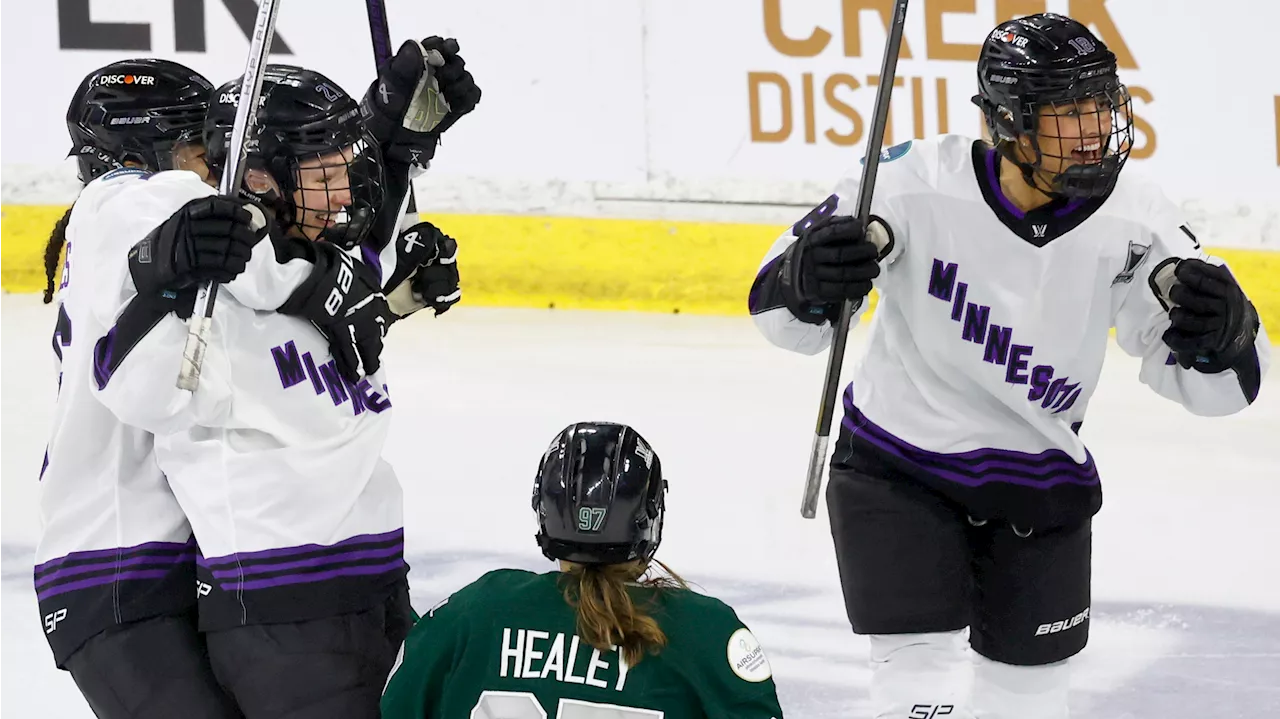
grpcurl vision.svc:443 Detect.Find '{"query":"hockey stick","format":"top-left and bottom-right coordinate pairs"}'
top-left (365, 0), bottom-right (419, 220)
top-left (800, 0), bottom-right (910, 519)
top-left (176, 0), bottom-right (282, 391)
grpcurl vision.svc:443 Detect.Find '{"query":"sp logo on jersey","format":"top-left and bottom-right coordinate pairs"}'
top-left (44, 608), bottom-right (68, 634)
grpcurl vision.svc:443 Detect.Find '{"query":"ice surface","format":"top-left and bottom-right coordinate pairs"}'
top-left (3, 294), bottom-right (1278, 716)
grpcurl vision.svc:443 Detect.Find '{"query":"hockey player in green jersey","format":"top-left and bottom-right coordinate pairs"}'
top-left (381, 421), bottom-right (785, 718)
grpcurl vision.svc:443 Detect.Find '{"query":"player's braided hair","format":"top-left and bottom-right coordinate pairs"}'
top-left (560, 559), bottom-right (688, 666)
top-left (42, 205), bottom-right (75, 304)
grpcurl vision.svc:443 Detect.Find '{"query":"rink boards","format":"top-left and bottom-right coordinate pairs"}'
top-left (3, 204), bottom-right (1278, 336)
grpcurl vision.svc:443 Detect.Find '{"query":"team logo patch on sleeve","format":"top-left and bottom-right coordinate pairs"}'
top-left (861, 139), bottom-right (913, 165)
top-left (726, 628), bottom-right (772, 682)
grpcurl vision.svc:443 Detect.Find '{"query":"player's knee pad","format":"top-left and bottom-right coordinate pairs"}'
top-left (868, 631), bottom-right (974, 719)
top-left (972, 652), bottom-right (1070, 719)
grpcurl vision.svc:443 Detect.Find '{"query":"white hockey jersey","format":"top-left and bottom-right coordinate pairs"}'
top-left (90, 170), bottom-right (406, 629)
top-left (750, 136), bottom-right (1270, 527)
top-left (34, 168), bottom-right (201, 664)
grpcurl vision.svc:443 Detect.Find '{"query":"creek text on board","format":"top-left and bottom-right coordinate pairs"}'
top-left (748, 0), bottom-right (1155, 159)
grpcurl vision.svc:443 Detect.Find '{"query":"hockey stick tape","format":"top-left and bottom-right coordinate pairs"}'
top-left (245, 202), bottom-right (268, 232)
top-left (1150, 258), bottom-right (1180, 312)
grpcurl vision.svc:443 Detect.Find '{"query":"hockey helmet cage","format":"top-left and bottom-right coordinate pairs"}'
top-left (204, 65), bottom-right (384, 249)
top-left (973, 13), bottom-right (1134, 198)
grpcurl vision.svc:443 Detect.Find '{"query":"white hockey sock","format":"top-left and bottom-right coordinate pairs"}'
top-left (972, 653), bottom-right (1070, 719)
top-left (868, 631), bottom-right (974, 719)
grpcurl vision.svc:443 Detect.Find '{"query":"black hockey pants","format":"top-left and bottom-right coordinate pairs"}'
top-left (64, 610), bottom-right (242, 719)
top-left (204, 579), bottom-right (413, 719)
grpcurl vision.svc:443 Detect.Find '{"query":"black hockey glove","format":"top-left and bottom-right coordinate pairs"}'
top-left (421, 36), bottom-right (482, 132)
top-left (361, 37), bottom-right (481, 167)
top-left (128, 196), bottom-right (267, 296)
top-left (779, 215), bottom-right (890, 315)
top-left (1153, 258), bottom-right (1260, 373)
top-left (278, 242), bottom-right (395, 383)
top-left (382, 222), bottom-right (461, 318)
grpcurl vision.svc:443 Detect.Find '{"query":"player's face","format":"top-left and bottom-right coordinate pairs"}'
top-left (1032, 96), bottom-right (1114, 175)
top-left (292, 145), bottom-right (356, 241)
top-left (173, 142), bottom-right (212, 186)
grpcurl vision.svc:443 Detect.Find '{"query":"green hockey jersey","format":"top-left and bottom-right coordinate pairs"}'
top-left (382, 569), bottom-right (784, 718)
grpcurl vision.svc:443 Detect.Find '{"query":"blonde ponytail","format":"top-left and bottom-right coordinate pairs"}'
top-left (560, 559), bottom-right (688, 666)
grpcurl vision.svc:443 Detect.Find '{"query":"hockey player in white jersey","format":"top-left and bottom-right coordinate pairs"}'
top-left (93, 57), bottom-right (477, 718)
top-left (748, 13), bottom-right (1268, 719)
top-left (35, 59), bottom-right (255, 719)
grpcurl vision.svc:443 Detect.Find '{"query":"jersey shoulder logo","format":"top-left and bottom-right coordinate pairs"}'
top-left (862, 139), bottom-right (914, 165)
top-left (1111, 241), bottom-right (1151, 285)
top-left (726, 627), bottom-right (772, 682)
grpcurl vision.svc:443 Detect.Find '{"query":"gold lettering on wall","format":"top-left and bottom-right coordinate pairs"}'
top-left (867, 75), bottom-right (907, 145)
top-left (925, 0), bottom-right (983, 61)
top-left (824, 74), bottom-right (865, 146)
top-left (1068, 0), bottom-right (1137, 69)
top-left (1126, 85), bottom-right (1156, 159)
top-left (995, 0), bottom-right (1047, 24)
top-left (763, 0), bottom-right (831, 56)
top-left (841, 0), bottom-right (915, 58)
top-left (749, 72), bottom-right (792, 142)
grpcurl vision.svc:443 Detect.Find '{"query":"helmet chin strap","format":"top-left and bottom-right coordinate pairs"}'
top-left (317, 205), bottom-right (374, 250)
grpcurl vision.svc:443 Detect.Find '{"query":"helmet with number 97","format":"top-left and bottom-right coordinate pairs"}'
top-left (972, 13), bottom-right (1134, 199)
top-left (204, 65), bottom-right (385, 249)
top-left (66, 59), bottom-right (213, 183)
top-left (533, 422), bottom-right (667, 566)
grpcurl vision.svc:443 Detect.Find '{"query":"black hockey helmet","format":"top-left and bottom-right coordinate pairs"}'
top-left (533, 422), bottom-right (667, 566)
top-left (205, 65), bottom-right (384, 249)
top-left (66, 59), bottom-right (213, 183)
top-left (972, 13), bottom-right (1134, 198)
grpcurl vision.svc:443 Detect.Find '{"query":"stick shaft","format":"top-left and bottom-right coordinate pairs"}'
top-left (177, 0), bottom-right (283, 391)
top-left (801, 0), bottom-right (911, 519)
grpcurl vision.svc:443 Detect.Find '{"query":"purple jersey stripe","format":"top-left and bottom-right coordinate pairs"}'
top-left (844, 404), bottom-right (1095, 474)
top-left (361, 243), bottom-right (384, 284)
top-left (197, 529), bottom-right (404, 567)
top-left (205, 544), bottom-right (402, 579)
top-left (841, 414), bottom-right (1098, 488)
top-left (35, 539), bottom-right (196, 574)
top-left (985, 148), bottom-right (1026, 220)
top-left (92, 327), bottom-right (117, 390)
top-left (842, 389), bottom-right (1094, 472)
top-left (36, 569), bottom-right (177, 602)
top-left (35, 551), bottom-right (196, 589)
top-left (220, 558), bottom-right (406, 591)
top-left (1054, 197), bottom-right (1087, 218)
